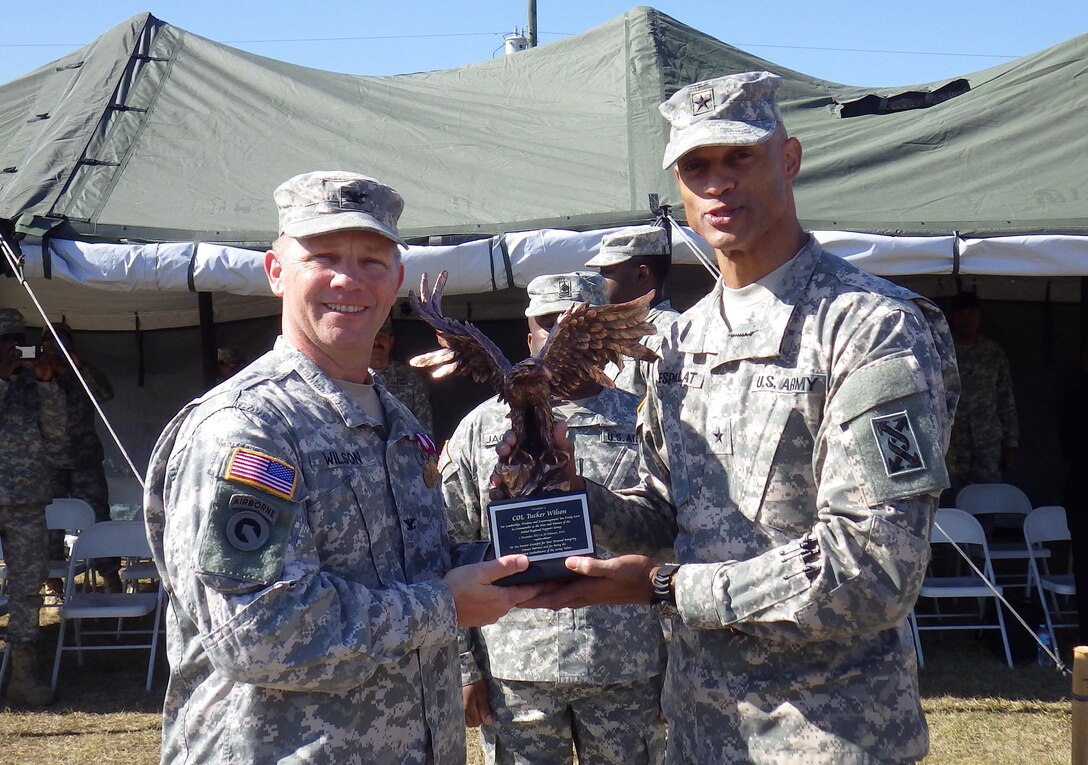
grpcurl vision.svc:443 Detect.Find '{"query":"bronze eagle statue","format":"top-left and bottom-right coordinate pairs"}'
top-left (409, 271), bottom-right (659, 497)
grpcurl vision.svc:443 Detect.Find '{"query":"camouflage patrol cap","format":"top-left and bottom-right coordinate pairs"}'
top-left (525, 271), bottom-right (607, 318)
top-left (585, 225), bottom-right (669, 267)
top-left (660, 71), bottom-right (783, 169)
top-left (274, 171), bottom-right (406, 245)
top-left (0, 308), bottom-right (26, 337)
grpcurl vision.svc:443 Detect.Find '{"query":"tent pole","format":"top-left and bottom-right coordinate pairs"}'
top-left (199, 292), bottom-right (216, 389)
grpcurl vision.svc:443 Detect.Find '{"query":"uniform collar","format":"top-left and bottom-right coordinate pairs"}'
top-left (676, 236), bottom-right (821, 365)
top-left (273, 337), bottom-right (422, 440)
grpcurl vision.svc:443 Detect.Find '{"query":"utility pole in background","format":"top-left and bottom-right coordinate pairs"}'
top-left (527, 0), bottom-right (537, 47)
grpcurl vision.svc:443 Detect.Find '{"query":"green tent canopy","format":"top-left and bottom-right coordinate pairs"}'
top-left (2, 6), bottom-right (1086, 247)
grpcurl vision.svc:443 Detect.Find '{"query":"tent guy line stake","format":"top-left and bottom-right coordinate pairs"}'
top-left (932, 518), bottom-right (1070, 676)
top-left (0, 233), bottom-right (146, 489)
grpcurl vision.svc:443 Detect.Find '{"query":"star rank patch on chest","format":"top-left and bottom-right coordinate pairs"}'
top-left (870, 411), bottom-right (925, 477)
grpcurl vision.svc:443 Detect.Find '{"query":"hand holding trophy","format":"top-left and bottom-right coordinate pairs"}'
top-left (409, 270), bottom-right (657, 583)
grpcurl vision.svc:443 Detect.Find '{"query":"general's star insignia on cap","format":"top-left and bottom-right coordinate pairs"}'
top-left (690, 87), bottom-right (714, 115)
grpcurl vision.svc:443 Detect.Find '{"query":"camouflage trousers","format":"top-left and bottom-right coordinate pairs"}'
top-left (478, 675), bottom-right (665, 765)
top-left (0, 502), bottom-right (49, 644)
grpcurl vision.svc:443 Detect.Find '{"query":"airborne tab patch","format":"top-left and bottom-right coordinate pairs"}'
top-left (870, 411), bottom-right (925, 477)
top-left (224, 447), bottom-right (298, 501)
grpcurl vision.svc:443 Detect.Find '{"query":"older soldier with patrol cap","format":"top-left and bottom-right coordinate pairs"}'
top-left (0, 307), bottom-right (67, 706)
top-left (586, 226), bottom-right (680, 398)
top-left (517, 71), bottom-right (960, 764)
top-left (144, 171), bottom-right (543, 764)
top-left (442, 271), bottom-right (666, 765)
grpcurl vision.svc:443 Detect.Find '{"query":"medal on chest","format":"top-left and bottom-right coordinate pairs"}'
top-left (415, 432), bottom-right (440, 488)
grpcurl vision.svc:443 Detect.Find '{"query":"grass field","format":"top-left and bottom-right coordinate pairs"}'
top-left (0, 612), bottom-right (1076, 765)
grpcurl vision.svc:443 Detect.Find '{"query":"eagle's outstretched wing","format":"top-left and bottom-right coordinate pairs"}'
top-left (538, 290), bottom-right (659, 399)
top-left (408, 271), bottom-right (512, 390)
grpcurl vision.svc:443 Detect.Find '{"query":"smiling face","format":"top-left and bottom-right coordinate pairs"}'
top-left (265, 229), bottom-right (404, 382)
top-left (674, 126), bottom-right (805, 287)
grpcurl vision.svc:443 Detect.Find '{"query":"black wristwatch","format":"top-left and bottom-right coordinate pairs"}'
top-left (650, 563), bottom-right (681, 620)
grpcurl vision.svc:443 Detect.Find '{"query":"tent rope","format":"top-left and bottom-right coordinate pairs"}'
top-left (0, 232), bottom-right (145, 489)
top-left (665, 214), bottom-right (720, 280)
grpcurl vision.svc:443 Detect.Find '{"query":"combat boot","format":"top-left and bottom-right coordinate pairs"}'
top-left (4, 647), bottom-right (56, 706)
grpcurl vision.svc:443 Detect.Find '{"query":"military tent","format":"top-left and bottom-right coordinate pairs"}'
top-left (1, 7), bottom-right (1084, 499)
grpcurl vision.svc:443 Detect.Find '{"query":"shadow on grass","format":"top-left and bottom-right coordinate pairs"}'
top-left (2, 616), bottom-right (168, 715)
top-left (916, 631), bottom-right (1071, 703)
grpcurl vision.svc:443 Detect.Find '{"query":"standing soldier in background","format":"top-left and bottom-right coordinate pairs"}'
top-left (585, 225), bottom-right (679, 398)
top-left (371, 314), bottom-right (434, 432)
top-left (945, 290), bottom-right (1019, 490)
top-left (40, 322), bottom-right (121, 593)
top-left (0, 308), bottom-right (66, 706)
top-left (442, 272), bottom-right (666, 765)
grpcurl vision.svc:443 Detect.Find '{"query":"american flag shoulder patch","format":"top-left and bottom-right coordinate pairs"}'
top-left (224, 447), bottom-right (299, 501)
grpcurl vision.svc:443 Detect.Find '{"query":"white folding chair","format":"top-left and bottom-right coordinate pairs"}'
top-left (955, 483), bottom-right (1050, 592)
top-left (909, 508), bottom-right (1013, 668)
top-left (1023, 506), bottom-right (1077, 649)
top-left (45, 498), bottom-right (97, 591)
top-left (51, 521), bottom-right (164, 692)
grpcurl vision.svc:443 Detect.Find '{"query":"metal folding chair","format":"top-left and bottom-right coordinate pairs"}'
top-left (909, 508), bottom-right (1014, 668)
top-left (51, 521), bottom-right (164, 692)
top-left (1023, 506), bottom-right (1077, 649)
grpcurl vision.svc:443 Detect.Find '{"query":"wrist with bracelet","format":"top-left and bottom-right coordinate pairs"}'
top-left (650, 563), bottom-right (681, 620)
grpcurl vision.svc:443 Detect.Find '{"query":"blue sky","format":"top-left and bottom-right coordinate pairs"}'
top-left (2, 1), bottom-right (1086, 87)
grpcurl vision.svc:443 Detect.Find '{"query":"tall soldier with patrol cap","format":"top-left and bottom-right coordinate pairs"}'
top-left (585, 226), bottom-right (680, 398)
top-left (442, 271), bottom-right (666, 765)
top-left (517, 72), bottom-right (960, 764)
top-left (0, 307), bottom-right (67, 706)
top-left (144, 171), bottom-right (543, 764)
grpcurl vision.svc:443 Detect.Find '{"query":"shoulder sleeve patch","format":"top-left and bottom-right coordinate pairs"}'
top-left (840, 391), bottom-right (949, 505)
top-left (223, 446), bottom-right (299, 501)
top-left (196, 483), bottom-right (298, 593)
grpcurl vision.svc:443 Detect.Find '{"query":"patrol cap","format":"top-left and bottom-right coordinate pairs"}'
top-left (0, 308), bottom-right (26, 337)
top-left (274, 171), bottom-right (406, 245)
top-left (525, 272), bottom-right (607, 318)
top-left (660, 71), bottom-right (783, 169)
top-left (585, 225), bottom-right (670, 268)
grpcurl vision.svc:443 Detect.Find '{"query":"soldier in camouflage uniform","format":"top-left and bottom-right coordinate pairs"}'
top-left (144, 171), bottom-right (542, 764)
top-left (520, 72), bottom-right (959, 764)
top-left (442, 271), bottom-right (666, 765)
top-left (0, 308), bottom-right (66, 706)
top-left (371, 315), bottom-right (434, 432)
top-left (586, 226), bottom-right (680, 399)
top-left (944, 291), bottom-right (1018, 489)
top-left (39, 323), bottom-right (121, 592)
